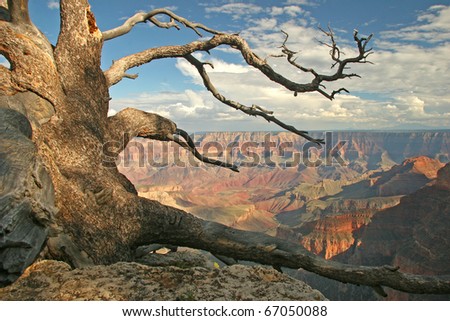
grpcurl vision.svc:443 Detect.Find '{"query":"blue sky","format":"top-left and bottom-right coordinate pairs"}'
top-left (7, 1), bottom-right (450, 131)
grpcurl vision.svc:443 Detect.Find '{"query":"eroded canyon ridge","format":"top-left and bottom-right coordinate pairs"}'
top-left (118, 130), bottom-right (450, 300)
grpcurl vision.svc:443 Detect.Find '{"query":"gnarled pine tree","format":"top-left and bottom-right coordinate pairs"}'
top-left (1, 0), bottom-right (449, 296)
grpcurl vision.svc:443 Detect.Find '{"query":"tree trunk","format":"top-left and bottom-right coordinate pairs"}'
top-left (1, 0), bottom-right (449, 296)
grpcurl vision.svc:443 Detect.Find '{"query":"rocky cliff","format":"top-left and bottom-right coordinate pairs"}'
top-left (349, 162), bottom-right (450, 278)
top-left (118, 132), bottom-right (448, 260)
top-left (0, 252), bottom-right (326, 301)
top-left (291, 163), bottom-right (450, 300)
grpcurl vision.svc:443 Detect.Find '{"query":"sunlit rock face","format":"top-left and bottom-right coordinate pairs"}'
top-left (118, 131), bottom-right (448, 258)
top-left (0, 259), bottom-right (327, 301)
top-left (292, 163), bottom-right (450, 301)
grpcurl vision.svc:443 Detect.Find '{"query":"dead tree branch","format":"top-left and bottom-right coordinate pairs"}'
top-left (106, 108), bottom-right (239, 172)
top-left (184, 54), bottom-right (324, 145)
top-left (103, 12), bottom-right (371, 102)
top-left (102, 8), bottom-right (222, 41)
top-left (102, 13), bottom-right (375, 152)
top-left (138, 197), bottom-right (450, 295)
top-left (104, 39), bottom-right (218, 87)
top-left (7, 0), bottom-right (30, 25)
top-left (275, 30), bottom-right (320, 77)
top-left (169, 129), bottom-right (239, 172)
top-left (106, 107), bottom-right (177, 152)
top-left (104, 13), bottom-right (374, 144)
top-left (274, 26), bottom-right (373, 100)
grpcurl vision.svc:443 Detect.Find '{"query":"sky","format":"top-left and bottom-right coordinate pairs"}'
top-left (4, 0), bottom-right (450, 132)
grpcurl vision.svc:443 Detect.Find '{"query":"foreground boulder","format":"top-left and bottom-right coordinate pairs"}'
top-left (0, 260), bottom-right (326, 301)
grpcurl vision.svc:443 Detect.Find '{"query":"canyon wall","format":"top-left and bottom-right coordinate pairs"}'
top-left (118, 131), bottom-right (449, 299)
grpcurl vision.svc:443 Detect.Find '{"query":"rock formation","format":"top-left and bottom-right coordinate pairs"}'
top-left (119, 132), bottom-right (447, 261)
top-left (349, 162), bottom-right (450, 279)
top-left (0, 258), bottom-right (326, 301)
top-left (292, 162), bottom-right (450, 300)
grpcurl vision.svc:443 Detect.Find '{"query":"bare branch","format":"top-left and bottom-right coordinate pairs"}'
top-left (106, 108), bottom-right (239, 171)
top-left (273, 27), bottom-right (374, 99)
top-left (104, 39), bottom-right (219, 87)
top-left (138, 198), bottom-right (450, 295)
top-left (105, 14), bottom-right (372, 103)
top-left (106, 107), bottom-right (177, 153)
top-left (317, 87), bottom-right (350, 100)
top-left (277, 30), bottom-right (319, 77)
top-left (102, 8), bottom-right (222, 41)
top-left (168, 129), bottom-right (239, 172)
top-left (104, 17), bottom-right (370, 140)
top-left (184, 54), bottom-right (324, 145)
top-left (100, 29), bottom-right (307, 93)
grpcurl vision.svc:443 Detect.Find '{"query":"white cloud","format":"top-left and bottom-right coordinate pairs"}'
top-left (284, 5), bottom-right (304, 17)
top-left (284, 0), bottom-right (314, 5)
top-left (175, 54), bottom-right (250, 83)
top-left (381, 5), bottom-right (450, 43)
top-left (248, 17), bottom-right (278, 32)
top-left (185, 89), bottom-right (210, 110)
top-left (270, 7), bottom-right (285, 16)
top-left (270, 6), bottom-right (304, 17)
top-left (107, 108), bottom-right (117, 117)
top-left (205, 3), bottom-right (263, 20)
top-left (47, 1), bottom-right (59, 10)
top-left (207, 59), bottom-right (250, 74)
top-left (205, 2), bottom-right (310, 21)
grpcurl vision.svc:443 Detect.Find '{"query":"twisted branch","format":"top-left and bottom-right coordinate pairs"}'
top-left (274, 26), bottom-right (373, 100)
top-left (103, 10), bottom-right (372, 103)
top-left (106, 108), bottom-right (239, 172)
top-left (184, 54), bottom-right (324, 145)
top-left (7, 0), bottom-right (30, 25)
top-left (138, 199), bottom-right (450, 296)
top-left (102, 8), bottom-right (222, 41)
top-left (169, 129), bottom-right (239, 172)
top-left (275, 30), bottom-right (320, 78)
top-left (103, 13), bottom-right (373, 147)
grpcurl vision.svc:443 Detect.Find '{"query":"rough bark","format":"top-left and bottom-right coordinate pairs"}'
top-left (0, 108), bottom-right (55, 284)
top-left (0, 0), bottom-right (449, 296)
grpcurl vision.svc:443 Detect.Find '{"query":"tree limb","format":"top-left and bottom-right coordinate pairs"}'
top-left (105, 27), bottom-right (371, 102)
top-left (106, 107), bottom-right (177, 153)
top-left (169, 128), bottom-right (239, 172)
top-left (184, 54), bottom-right (324, 145)
top-left (0, 18), bottom-right (62, 105)
top-left (102, 8), bottom-right (222, 41)
top-left (274, 27), bottom-right (373, 100)
top-left (7, 0), bottom-right (30, 25)
top-left (137, 197), bottom-right (450, 295)
top-left (106, 108), bottom-right (239, 172)
top-left (102, 11), bottom-right (372, 104)
top-left (104, 39), bottom-right (217, 87)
